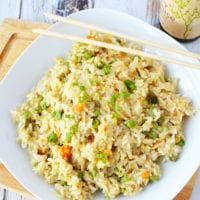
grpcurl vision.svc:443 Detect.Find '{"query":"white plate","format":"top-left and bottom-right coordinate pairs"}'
top-left (0, 8), bottom-right (200, 200)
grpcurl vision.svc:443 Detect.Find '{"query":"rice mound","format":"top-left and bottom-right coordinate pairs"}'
top-left (13, 31), bottom-right (193, 200)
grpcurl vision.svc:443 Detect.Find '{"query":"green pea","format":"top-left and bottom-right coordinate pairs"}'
top-left (148, 131), bottom-right (158, 139)
top-left (126, 120), bottom-right (137, 129)
top-left (52, 111), bottom-right (63, 120)
top-left (79, 92), bottom-right (89, 102)
top-left (102, 64), bottom-right (111, 75)
top-left (122, 174), bottom-right (129, 182)
top-left (79, 85), bottom-right (86, 91)
top-left (150, 175), bottom-right (160, 182)
top-left (66, 132), bottom-right (73, 141)
top-left (112, 111), bottom-right (119, 118)
top-left (70, 124), bottom-right (78, 133)
top-left (83, 51), bottom-right (92, 60)
top-left (89, 79), bottom-right (96, 86)
top-left (97, 153), bottom-right (107, 163)
top-left (48, 132), bottom-right (57, 142)
top-left (92, 118), bottom-right (100, 129)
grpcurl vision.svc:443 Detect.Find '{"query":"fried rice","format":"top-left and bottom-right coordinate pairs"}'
top-left (13, 31), bottom-right (193, 200)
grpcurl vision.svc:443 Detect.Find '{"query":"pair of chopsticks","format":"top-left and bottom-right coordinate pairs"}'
top-left (32, 13), bottom-right (200, 70)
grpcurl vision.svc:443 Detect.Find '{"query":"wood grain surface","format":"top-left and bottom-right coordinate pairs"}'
top-left (0, 1), bottom-right (199, 200)
top-left (0, 19), bottom-right (49, 80)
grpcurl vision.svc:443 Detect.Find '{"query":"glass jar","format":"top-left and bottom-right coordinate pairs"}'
top-left (160, 0), bottom-right (200, 41)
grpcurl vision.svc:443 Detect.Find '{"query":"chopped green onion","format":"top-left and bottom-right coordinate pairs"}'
top-left (70, 124), bottom-right (78, 133)
top-left (121, 90), bottom-right (131, 98)
top-left (92, 118), bottom-right (100, 129)
top-left (52, 111), bottom-right (63, 120)
top-left (169, 154), bottom-right (179, 161)
top-left (66, 132), bottom-right (73, 141)
top-left (152, 122), bottom-right (159, 129)
top-left (24, 110), bottom-right (31, 118)
top-left (59, 181), bottom-right (68, 186)
top-left (79, 92), bottom-right (89, 102)
top-left (71, 81), bottom-right (78, 86)
top-left (150, 175), bottom-right (160, 182)
top-left (73, 55), bottom-right (79, 64)
top-left (65, 114), bottom-right (74, 119)
top-left (97, 153), bottom-right (107, 163)
top-left (149, 104), bottom-right (155, 110)
top-left (124, 80), bottom-right (136, 91)
top-left (148, 131), bottom-right (158, 139)
top-left (51, 111), bottom-right (56, 117)
top-left (157, 116), bottom-right (165, 126)
top-left (176, 138), bottom-right (185, 147)
top-left (78, 171), bottom-right (84, 179)
top-left (149, 104), bottom-right (156, 118)
top-left (89, 79), bottom-right (96, 86)
top-left (94, 109), bottom-right (101, 117)
top-left (125, 119), bottom-right (137, 129)
top-left (48, 132), bottom-right (57, 142)
top-left (79, 85), bottom-right (85, 91)
top-left (122, 174), bottom-right (129, 182)
top-left (115, 105), bottom-right (122, 112)
top-left (83, 51), bottom-right (92, 60)
top-left (35, 106), bottom-right (42, 113)
top-left (91, 167), bottom-right (98, 178)
top-left (110, 92), bottom-right (120, 108)
top-left (55, 57), bottom-right (69, 66)
top-left (96, 60), bottom-right (104, 69)
top-left (102, 64), bottom-right (111, 75)
top-left (112, 111), bottom-right (119, 118)
top-left (41, 102), bottom-right (48, 110)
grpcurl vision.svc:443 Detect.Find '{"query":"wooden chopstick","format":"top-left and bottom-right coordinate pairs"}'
top-left (32, 29), bottom-right (200, 70)
top-left (44, 12), bottom-right (200, 60)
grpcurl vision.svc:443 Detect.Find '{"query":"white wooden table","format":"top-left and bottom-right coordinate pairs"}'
top-left (0, 0), bottom-right (199, 199)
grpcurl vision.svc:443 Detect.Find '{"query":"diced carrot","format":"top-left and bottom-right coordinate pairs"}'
top-left (119, 52), bottom-right (126, 58)
top-left (172, 108), bottom-right (177, 116)
top-left (103, 126), bottom-right (108, 131)
top-left (37, 148), bottom-right (43, 155)
top-left (114, 84), bottom-right (119, 92)
top-left (155, 139), bottom-right (162, 145)
top-left (153, 139), bottom-right (162, 148)
top-left (87, 135), bottom-right (95, 143)
top-left (87, 35), bottom-right (95, 40)
top-left (142, 171), bottom-right (150, 179)
top-left (74, 103), bottom-right (85, 112)
top-left (105, 149), bottom-right (111, 157)
top-left (61, 145), bottom-right (72, 159)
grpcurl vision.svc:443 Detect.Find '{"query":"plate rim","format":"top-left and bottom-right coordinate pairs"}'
top-left (0, 8), bottom-right (199, 200)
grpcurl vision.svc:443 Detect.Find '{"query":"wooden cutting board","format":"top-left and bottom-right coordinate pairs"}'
top-left (0, 18), bottom-right (198, 200)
